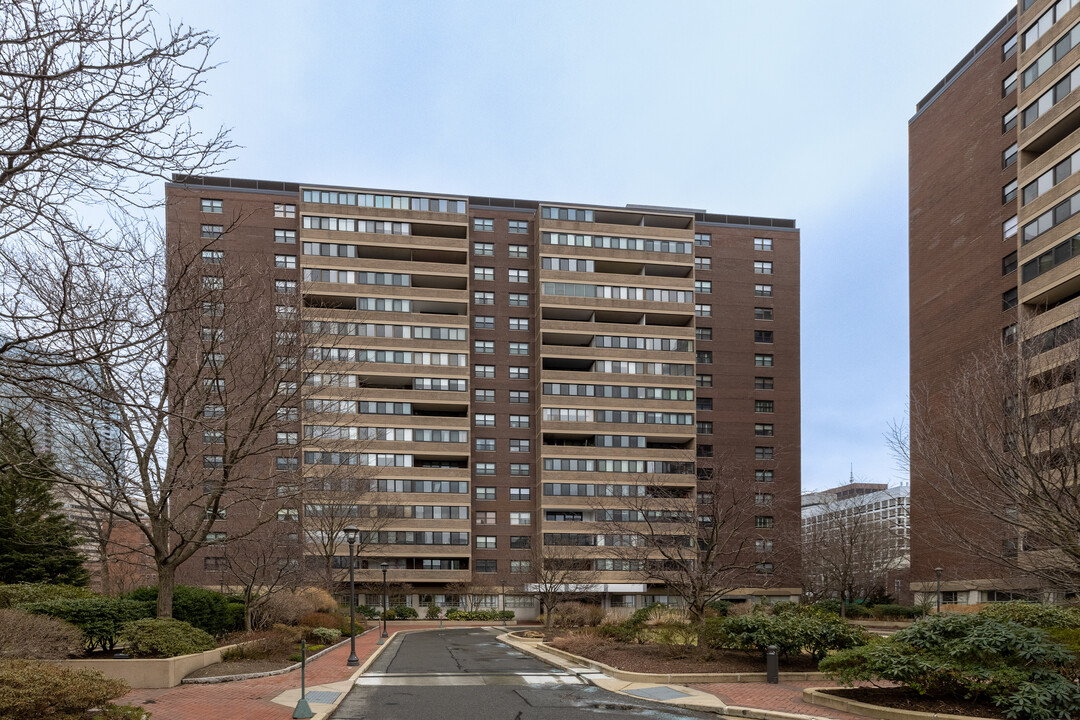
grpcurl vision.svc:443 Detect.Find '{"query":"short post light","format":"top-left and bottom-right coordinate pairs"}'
top-left (344, 526), bottom-right (359, 666)
top-left (380, 561), bottom-right (390, 640)
top-left (934, 567), bottom-right (944, 614)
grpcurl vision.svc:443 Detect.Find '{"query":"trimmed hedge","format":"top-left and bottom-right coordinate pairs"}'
top-left (869, 604), bottom-right (925, 620)
top-left (444, 609), bottom-right (514, 621)
top-left (0, 583), bottom-right (96, 609)
top-left (119, 618), bottom-right (215, 658)
top-left (0, 658), bottom-right (150, 720)
top-left (20, 597), bottom-right (153, 651)
top-left (125, 585), bottom-right (235, 635)
top-left (700, 606), bottom-right (866, 661)
top-left (978, 601), bottom-right (1080, 629)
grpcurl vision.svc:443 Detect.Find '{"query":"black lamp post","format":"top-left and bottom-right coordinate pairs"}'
top-left (344, 526), bottom-right (359, 666)
top-left (934, 566), bottom-right (944, 614)
top-left (380, 561), bottom-right (390, 640)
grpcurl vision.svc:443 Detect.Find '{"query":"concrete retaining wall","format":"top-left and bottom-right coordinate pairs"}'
top-left (59, 643), bottom-right (238, 689)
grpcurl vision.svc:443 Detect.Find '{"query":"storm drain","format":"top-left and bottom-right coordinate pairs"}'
top-left (623, 686), bottom-right (692, 701)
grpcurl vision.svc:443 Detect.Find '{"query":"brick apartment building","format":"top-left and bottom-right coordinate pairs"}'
top-left (910, 0), bottom-right (1080, 604)
top-left (167, 176), bottom-right (801, 616)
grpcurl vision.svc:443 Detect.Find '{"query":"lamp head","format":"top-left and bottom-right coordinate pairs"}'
top-left (380, 561), bottom-right (389, 571)
top-left (934, 567), bottom-right (943, 575)
top-left (344, 526), bottom-right (358, 545)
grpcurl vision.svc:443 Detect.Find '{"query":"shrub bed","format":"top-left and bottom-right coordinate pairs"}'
top-left (125, 585), bottom-right (235, 635)
top-left (0, 607), bottom-right (82, 659)
top-left (20, 597), bottom-right (153, 651)
top-left (444, 609), bottom-right (514, 621)
top-left (119, 618), bottom-right (216, 658)
top-left (0, 658), bottom-right (149, 720)
top-left (0, 582), bottom-right (96, 608)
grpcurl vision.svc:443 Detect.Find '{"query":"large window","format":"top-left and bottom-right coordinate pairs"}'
top-left (201, 198), bottom-right (223, 213)
top-left (473, 218), bottom-right (494, 232)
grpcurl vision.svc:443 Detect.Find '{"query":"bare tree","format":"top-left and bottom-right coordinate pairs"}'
top-left (907, 321), bottom-right (1080, 596)
top-left (218, 524), bottom-right (304, 631)
top-left (594, 453), bottom-right (788, 623)
top-left (516, 543), bottom-right (601, 629)
top-left (802, 491), bottom-right (907, 616)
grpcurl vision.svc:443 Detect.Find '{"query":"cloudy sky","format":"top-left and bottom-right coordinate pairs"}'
top-left (154, 0), bottom-right (1016, 491)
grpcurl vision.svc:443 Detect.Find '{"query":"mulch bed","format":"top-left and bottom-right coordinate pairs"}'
top-left (184, 658), bottom-right (295, 679)
top-left (551, 639), bottom-right (819, 674)
top-left (823, 687), bottom-right (1007, 719)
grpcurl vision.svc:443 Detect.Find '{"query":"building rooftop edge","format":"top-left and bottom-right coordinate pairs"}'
top-left (168, 174), bottom-right (797, 231)
top-left (911, 7), bottom-right (1017, 122)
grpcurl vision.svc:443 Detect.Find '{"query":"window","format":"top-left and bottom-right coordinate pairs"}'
top-left (509, 342), bottom-right (529, 356)
top-left (276, 457), bottom-right (298, 471)
top-left (275, 280), bottom-right (296, 294)
top-left (754, 237), bottom-right (773, 251)
top-left (510, 390), bottom-right (529, 403)
top-left (509, 366), bottom-right (530, 380)
top-left (1003, 323), bottom-right (1018, 346)
top-left (510, 414), bottom-right (530, 428)
top-left (474, 316), bottom-right (494, 330)
top-left (204, 430), bottom-right (224, 444)
top-left (475, 560), bottom-right (497, 573)
top-left (754, 330), bottom-right (774, 343)
top-left (473, 218), bottom-right (494, 232)
top-left (475, 389), bottom-right (495, 403)
top-left (203, 454), bottom-right (224, 468)
top-left (697, 398), bottom-right (713, 411)
top-left (476, 438), bottom-right (495, 452)
top-left (755, 377), bottom-right (774, 390)
top-left (475, 487), bottom-right (495, 500)
top-left (475, 463), bottom-right (496, 475)
top-left (1003, 106), bottom-right (1018, 133)
top-left (755, 493), bottom-right (773, 506)
top-left (277, 431), bottom-right (298, 445)
top-left (695, 280), bottom-right (712, 293)
top-left (475, 364), bottom-right (495, 378)
top-left (755, 446), bottom-right (774, 460)
top-left (474, 291), bottom-right (494, 305)
top-left (694, 233), bottom-right (711, 247)
top-left (754, 307), bottom-right (773, 321)
top-left (202, 301), bottom-right (223, 317)
top-left (474, 340), bottom-right (495, 354)
top-left (274, 203), bottom-right (296, 218)
top-left (509, 318), bottom-right (529, 331)
top-left (696, 327), bottom-right (712, 341)
top-left (201, 327), bottom-right (224, 342)
top-left (509, 244), bottom-right (529, 257)
top-left (201, 224), bottom-right (223, 239)
top-left (696, 374), bottom-right (713, 387)
top-left (510, 561), bottom-right (531, 573)
top-left (755, 400), bottom-right (774, 413)
top-left (510, 439), bottom-right (529, 453)
top-left (1003, 33), bottom-right (1017, 60)
top-left (201, 276), bottom-right (224, 293)
top-left (756, 562), bottom-right (774, 574)
top-left (277, 508), bottom-right (298, 522)
top-left (695, 304), bottom-right (712, 317)
top-left (508, 293), bottom-right (529, 306)
top-left (201, 250), bottom-right (223, 265)
top-left (509, 269), bottom-right (529, 283)
top-left (274, 229), bottom-right (296, 244)
top-left (510, 487), bottom-right (531, 500)
top-left (755, 424), bottom-right (774, 437)
top-left (277, 381), bottom-right (297, 395)
top-left (510, 512), bottom-right (531, 526)
top-left (474, 266), bottom-right (494, 281)
top-left (476, 511), bottom-right (496, 525)
top-left (697, 421), bottom-right (713, 435)
top-left (755, 353), bottom-right (773, 366)
top-left (204, 556), bottom-right (227, 570)
top-left (275, 254), bottom-right (297, 269)
top-left (697, 350), bottom-right (712, 363)
top-left (695, 257), bottom-right (711, 270)
top-left (1003, 287), bottom-right (1018, 311)
top-left (201, 198), bottom-right (223, 213)
top-left (278, 406), bottom-right (298, 421)
top-left (1004, 215), bottom-right (1018, 240)
top-left (1004, 70), bottom-right (1018, 97)
top-left (697, 443), bottom-right (713, 457)
top-left (1003, 251), bottom-right (1018, 275)
top-left (1003, 143), bottom-right (1018, 169)
top-left (476, 536), bottom-right (496, 549)
top-left (473, 242), bottom-right (494, 256)
top-left (755, 516), bottom-right (774, 529)
top-left (509, 220), bottom-right (529, 234)
top-left (754, 284), bottom-right (773, 297)
top-left (510, 535), bottom-right (531, 548)
top-left (475, 414), bottom-right (495, 427)
top-left (1003, 180), bottom-right (1018, 204)
top-left (510, 464), bottom-right (530, 477)
top-left (754, 261), bottom-right (773, 274)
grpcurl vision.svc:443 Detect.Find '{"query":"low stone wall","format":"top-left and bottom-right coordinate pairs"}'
top-left (59, 643), bottom-right (237, 689)
top-left (803, 687), bottom-right (981, 720)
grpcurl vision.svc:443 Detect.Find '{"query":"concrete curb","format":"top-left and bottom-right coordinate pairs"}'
top-left (182, 632), bottom-right (371, 684)
top-left (500, 633), bottom-right (842, 720)
top-left (802, 688), bottom-right (985, 720)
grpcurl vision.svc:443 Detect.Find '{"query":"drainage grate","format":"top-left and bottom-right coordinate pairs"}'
top-left (622, 686), bottom-right (692, 701)
top-left (301, 690), bottom-right (341, 704)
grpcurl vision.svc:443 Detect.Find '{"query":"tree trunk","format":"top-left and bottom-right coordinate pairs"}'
top-left (157, 563), bottom-right (175, 618)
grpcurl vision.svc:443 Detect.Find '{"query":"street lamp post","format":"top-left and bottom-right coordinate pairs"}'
top-left (344, 526), bottom-right (359, 666)
top-left (380, 562), bottom-right (390, 640)
top-left (934, 567), bottom-right (944, 614)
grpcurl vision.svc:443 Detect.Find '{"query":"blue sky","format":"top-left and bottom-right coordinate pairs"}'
top-left (155, 0), bottom-right (1016, 491)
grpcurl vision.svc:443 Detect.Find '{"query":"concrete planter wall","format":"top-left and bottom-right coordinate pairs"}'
top-left (59, 643), bottom-right (238, 689)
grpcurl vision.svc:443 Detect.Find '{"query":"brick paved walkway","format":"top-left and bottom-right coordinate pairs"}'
top-left (693, 680), bottom-right (878, 720)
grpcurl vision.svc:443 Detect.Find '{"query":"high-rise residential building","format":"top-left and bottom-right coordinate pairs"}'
top-left (167, 175), bottom-right (801, 616)
top-left (911, 1), bottom-right (1080, 605)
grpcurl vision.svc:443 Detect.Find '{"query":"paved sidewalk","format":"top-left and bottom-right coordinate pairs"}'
top-left (693, 681), bottom-right (869, 720)
top-left (121, 622), bottom-right (503, 720)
